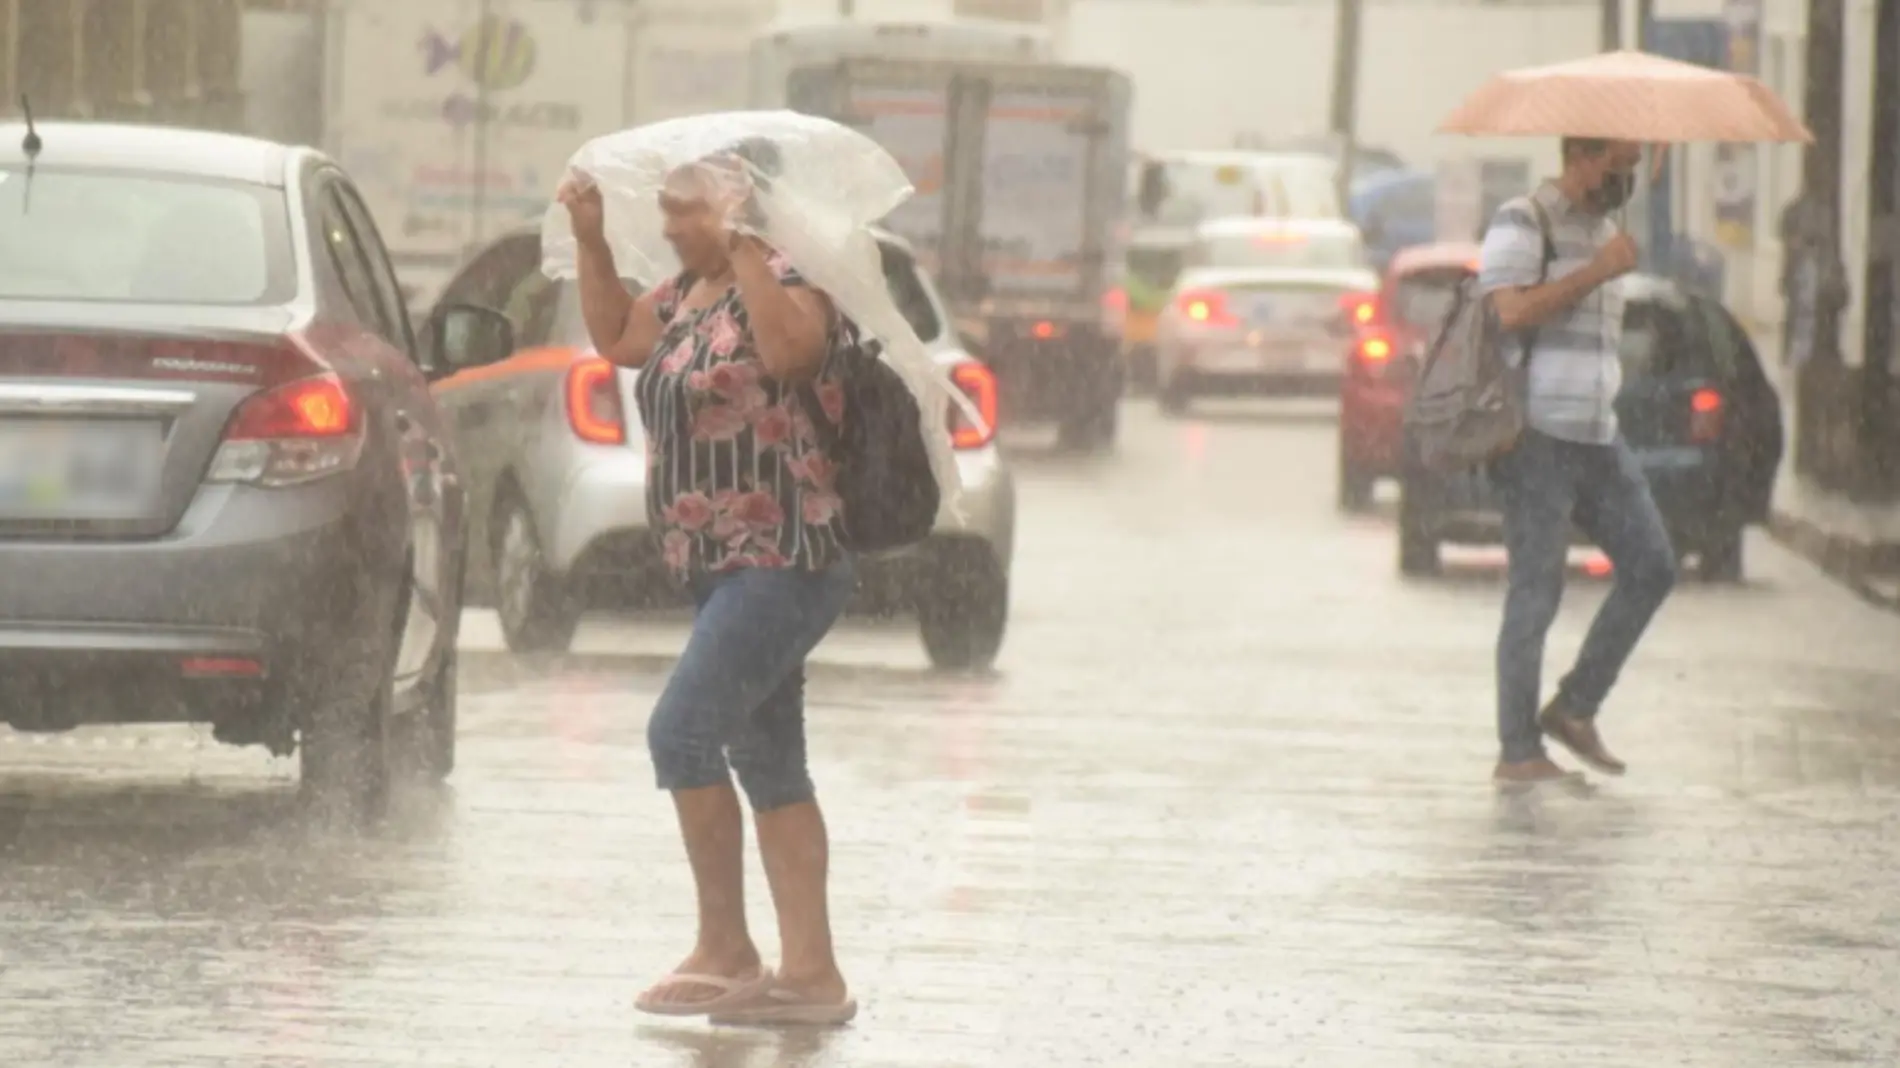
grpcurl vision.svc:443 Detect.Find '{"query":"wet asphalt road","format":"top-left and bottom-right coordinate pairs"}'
top-left (5, 400), bottom-right (1900, 1067)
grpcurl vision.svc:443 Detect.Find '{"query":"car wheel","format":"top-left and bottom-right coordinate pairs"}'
top-left (1337, 440), bottom-right (1375, 512)
top-left (299, 592), bottom-right (398, 826)
top-left (1128, 346), bottom-right (1158, 394)
top-left (1058, 394), bottom-right (1119, 451)
top-left (494, 497), bottom-right (581, 653)
top-left (1397, 475), bottom-right (1442, 577)
top-left (918, 541), bottom-right (1009, 671)
top-left (1158, 373), bottom-right (1191, 415)
top-left (1697, 525), bottom-right (1745, 583)
top-left (397, 648), bottom-right (458, 781)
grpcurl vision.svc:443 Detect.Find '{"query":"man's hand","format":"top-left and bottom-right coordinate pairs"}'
top-left (1592, 233), bottom-right (1639, 282)
top-left (557, 172), bottom-right (606, 248)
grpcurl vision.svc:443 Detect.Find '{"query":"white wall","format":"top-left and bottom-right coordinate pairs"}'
top-left (1062, 0), bottom-right (1597, 177)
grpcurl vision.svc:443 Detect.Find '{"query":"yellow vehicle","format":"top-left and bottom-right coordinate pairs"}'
top-left (1115, 151), bottom-right (1342, 388)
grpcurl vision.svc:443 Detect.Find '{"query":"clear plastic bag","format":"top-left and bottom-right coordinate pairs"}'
top-left (541, 111), bottom-right (984, 508)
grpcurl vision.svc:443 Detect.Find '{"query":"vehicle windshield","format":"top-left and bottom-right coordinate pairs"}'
top-left (1619, 297), bottom-right (1707, 382)
top-left (1387, 268), bottom-right (1470, 332)
top-left (1198, 230), bottom-right (1362, 271)
top-left (878, 241), bottom-right (942, 344)
top-left (0, 167), bottom-right (293, 304)
top-left (1139, 162), bottom-right (1261, 224)
top-left (1137, 159), bottom-right (1340, 223)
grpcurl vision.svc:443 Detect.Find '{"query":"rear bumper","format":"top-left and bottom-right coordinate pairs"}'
top-left (0, 474), bottom-right (378, 728)
top-left (1340, 382), bottom-right (1408, 473)
top-left (1407, 444), bottom-right (1733, 547)
top-left (1162, 336), bottom-right (1348, 395)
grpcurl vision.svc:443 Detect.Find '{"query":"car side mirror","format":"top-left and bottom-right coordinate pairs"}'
top-left (426, 303), bottom-right (515, 378)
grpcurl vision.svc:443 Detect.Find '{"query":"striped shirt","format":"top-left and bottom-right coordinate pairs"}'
top-left (635, 253), bottom-right (858, 578)
top-left (1478, 181), bottom-right (1626, 445)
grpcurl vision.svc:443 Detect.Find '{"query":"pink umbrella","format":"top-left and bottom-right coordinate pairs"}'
top-left (1437, 49), bottom-right (1812, 144)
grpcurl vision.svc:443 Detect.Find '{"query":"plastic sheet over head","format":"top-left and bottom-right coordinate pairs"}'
top-left (541, 110), bottom-right (986, 510)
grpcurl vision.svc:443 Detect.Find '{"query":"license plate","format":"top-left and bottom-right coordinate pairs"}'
top-left (1304, 347), bottom-right (1341, 372)
top-left (1201, 347), bottom-right (1262, 373)
top-left (0, 419), bottom-right (164, 518)
top-left (1635, 446), bottom-right (1704, 471)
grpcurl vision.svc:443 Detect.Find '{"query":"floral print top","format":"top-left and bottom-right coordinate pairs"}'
top-left (635, 253), bottom-right (855, 578)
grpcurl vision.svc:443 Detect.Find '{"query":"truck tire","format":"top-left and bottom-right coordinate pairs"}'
top-left (1057, 352), bottom-right (1123, 451)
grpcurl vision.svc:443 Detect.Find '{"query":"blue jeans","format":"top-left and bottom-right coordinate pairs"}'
top-left (1491, 432), bottom-right (1677, 763)
top-left (647, 559), bottom-right (855, 810)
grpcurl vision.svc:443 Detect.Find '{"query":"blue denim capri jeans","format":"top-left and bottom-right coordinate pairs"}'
top-left (646, 558), bottom-right (855, 811)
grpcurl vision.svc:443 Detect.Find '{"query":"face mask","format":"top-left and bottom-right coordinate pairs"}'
top-left (1589, 170), bottom-right (1635, 213)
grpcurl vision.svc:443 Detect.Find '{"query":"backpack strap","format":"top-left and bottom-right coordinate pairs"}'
top-left (1521, 199), bottom-right (1557, 370)
top-left (795, 381), bottom-right (844, 460)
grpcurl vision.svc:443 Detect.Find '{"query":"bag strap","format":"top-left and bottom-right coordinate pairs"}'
top-left (1521, 199), bottom-right (1557, 370)
top-left (794, 382), bottom-right (843, 460)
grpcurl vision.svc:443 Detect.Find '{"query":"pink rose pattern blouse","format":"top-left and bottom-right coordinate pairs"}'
top-left (635, 254), bottom-right (856, 578)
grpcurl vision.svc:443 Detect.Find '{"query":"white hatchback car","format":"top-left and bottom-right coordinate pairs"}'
top-left (425, 226), bottom-right (1016, 669)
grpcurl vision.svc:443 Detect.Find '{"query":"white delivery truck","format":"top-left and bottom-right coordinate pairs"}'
top-left (789, 56), bottom-right (1131, 449)
top-left (269, 0), bottom-right (766, 309)
top-left (747, 16), bottom-right (1055, 109)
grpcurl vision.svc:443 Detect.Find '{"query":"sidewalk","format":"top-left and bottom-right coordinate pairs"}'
top-left (1752, 324), bottom-right (1900, 610)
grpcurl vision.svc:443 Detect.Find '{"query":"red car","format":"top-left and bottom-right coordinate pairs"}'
top-left (1335, 241), bottom-right (1482, 510)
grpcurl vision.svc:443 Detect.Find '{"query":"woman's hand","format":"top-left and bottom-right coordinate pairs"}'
top-left (558, 173), bottom-right (607, 247)
top-left (693, 157), bottom-right (767, 247)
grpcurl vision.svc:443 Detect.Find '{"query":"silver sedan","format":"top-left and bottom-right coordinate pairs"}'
top-left (425, 226), bottom-right (1017, 669)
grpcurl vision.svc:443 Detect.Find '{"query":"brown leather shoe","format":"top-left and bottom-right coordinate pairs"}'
top-left (1538, 702), bottom-right (1626, 776)
top-left (1492, 756), bottom-right (1583, 789)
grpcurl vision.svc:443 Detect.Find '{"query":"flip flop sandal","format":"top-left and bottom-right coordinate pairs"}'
top-left (633, 971), bottom-right (770, 1017)
top-left (708, 977), bottom-right (859, 1027)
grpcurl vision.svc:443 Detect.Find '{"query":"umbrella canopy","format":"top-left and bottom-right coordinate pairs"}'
top-left (1437, 49), bottom-right (1811, 143)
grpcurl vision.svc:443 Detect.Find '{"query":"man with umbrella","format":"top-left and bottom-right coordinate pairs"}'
top-left (1439, 50), bottom-right (1812, 786)
top-left (1478, 136), bottom-right (1676, 786)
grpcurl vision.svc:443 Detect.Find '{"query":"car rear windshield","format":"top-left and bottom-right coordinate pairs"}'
top-left (1200, 231), bottom-right (1362, 271)
top-left (0, 167), bottom-right (294, 305)
top-left (1619, 297), bottom-right (1711, 382)
top-left (1388, 268), bottom-right (1469, 332)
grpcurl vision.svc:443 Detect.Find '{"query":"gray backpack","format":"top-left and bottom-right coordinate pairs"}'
top-left (1403, 202), bottom-right (1555, 472)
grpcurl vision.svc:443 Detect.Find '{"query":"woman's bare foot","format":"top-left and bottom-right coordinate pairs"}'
top-left (635, 943), bottom-right (766, 1014)
top-left (770, 965), bottom-right (849, 1007)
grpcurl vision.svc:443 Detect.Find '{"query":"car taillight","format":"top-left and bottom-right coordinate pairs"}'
top-left (948, 360), bottom-right (999, 450)
top-left (1356, 333), bottom-right (1394, 363)
top-left (1689, 387), bottom-right (1723, 443)
top-left (208, 371), bottom-right (364, 487)
top-left (1103, 287), bottom-right (1128, 314)
top-left (566, 356), bottom-right (626, 445)
top-left (1339, 291), bottom-right (1378, 327)
top-left (1176, 289), bottom-right (1235, 326)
